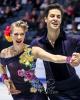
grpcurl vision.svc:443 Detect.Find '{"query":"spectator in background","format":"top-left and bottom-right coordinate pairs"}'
top-left (66, 20), bottom-right (80, 41)
top-left (11, 0), bottom-right (22, 12)
top-left (33, 0), bottom-right (41, 10)
top-left (70, 20), bottom-right (78, 35)
top-left (74, 0), bottom-right (80, 17)
top-left (40, 0), bottom-right (49, 10)
top-left (36, 20), bottom-right (46, 38)
top-left (64, 2), bottom-right (74, 25)
top-left (4, 6), bottom-right (13, 18)
top-left (0, 7), bottom-right (6, 24)
top-left (24, 0), bottom-right (33, 13)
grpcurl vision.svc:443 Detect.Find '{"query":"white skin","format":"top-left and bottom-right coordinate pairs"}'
top-left (45, 9), bottom-right (62, 42)
top-left (11, 26), bottom-right (26, 52)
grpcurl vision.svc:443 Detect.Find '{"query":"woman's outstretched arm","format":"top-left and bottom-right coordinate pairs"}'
top-left (32, 46), bottom-right (68, 63)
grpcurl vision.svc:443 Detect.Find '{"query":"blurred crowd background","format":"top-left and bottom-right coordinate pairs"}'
top-left (0, 0), bottom-right (80, 51)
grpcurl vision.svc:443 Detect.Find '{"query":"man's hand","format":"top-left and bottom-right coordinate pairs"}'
top-left (70, 52), bottom-right (80, 67)
top-left (4, 79), bottom-right (21, 95)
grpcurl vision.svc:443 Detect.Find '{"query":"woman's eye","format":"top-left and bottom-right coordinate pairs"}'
top-left (14, 33), bottom-right (24, 36)
top-left (14, 33), bottom-right (18, 36)
top-left (20, 33), bottom-right (24, 36)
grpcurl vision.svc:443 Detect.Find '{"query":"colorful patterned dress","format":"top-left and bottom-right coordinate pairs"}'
top-left (0, 46), bottom-right (48, 100)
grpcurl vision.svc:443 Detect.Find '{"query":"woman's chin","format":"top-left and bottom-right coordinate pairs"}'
top-left (16, 42), bottom-right (23, 46)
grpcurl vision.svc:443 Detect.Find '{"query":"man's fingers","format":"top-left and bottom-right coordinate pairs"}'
top-left (72, 52), bottom-right (80, 57)
top-left (70, 59), bottom-right (80, 67)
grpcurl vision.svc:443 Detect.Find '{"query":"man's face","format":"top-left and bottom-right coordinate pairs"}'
top-left (45, 9), bottom-right (62, 30)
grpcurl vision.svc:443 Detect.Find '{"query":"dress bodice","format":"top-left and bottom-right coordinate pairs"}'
top-left (0, 47), bottom-right (45, 93)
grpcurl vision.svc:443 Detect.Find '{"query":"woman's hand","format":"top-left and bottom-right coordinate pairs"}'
top-left (4, 79), bottom-right (21, 95)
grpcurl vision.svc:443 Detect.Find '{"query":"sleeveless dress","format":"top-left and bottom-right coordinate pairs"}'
top-left (0, 46), bottom-right (48, 100)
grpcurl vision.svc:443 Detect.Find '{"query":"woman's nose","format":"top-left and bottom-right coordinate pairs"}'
top-left (17, 34), bottom-right (21, 39)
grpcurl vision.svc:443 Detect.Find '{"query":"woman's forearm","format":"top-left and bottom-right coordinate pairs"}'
top-left (0, 64), bottom-right (6, 74)
top-left (0, 64), bottom-right (8, 81)
top-left (32, 47), bottom-right (67, 63)
top-left (52, 55), bottom-right (67, 63)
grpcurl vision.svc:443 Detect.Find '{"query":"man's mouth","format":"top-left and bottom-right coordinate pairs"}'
top-left (52, 22), bottom-right (58, 26)
top-left (51, 23), bottom-right (59, 28)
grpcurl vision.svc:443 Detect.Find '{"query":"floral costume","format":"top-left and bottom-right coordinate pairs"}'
top-left (0, 45), bottom-right (47, 100)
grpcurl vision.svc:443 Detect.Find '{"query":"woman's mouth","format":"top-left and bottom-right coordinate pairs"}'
top-left (16, 40), bottom-right (22, 43)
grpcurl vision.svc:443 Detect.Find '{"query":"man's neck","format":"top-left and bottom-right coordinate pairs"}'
top-left (47, 28), bottom-right (60, 43)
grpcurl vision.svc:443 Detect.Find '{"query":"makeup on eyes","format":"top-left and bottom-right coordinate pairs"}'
top-left (13, 32), bottom-right (24, 36)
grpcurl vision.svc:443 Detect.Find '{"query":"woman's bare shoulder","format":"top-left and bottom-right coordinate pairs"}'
top-left (0, 46), bottom-right (12, 58)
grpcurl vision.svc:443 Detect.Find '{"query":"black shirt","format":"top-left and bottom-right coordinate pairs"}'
top-left (31, 31), bottom-right (77, 82)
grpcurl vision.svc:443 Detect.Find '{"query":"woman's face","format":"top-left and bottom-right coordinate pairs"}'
top-left (11, 27), bottom-right (25, 46)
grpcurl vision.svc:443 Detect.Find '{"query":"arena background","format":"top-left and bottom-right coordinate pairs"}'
top-left (0, 0), bottom-right (80, 99)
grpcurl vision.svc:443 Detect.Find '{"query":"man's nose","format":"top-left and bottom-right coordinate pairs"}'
top-left (53, 15), bottom-right (58, 20)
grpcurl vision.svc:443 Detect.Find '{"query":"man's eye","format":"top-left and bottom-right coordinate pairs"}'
top-left (50, 15), bottom-right (55, 18)
top-left (57, 15), bottom-right (61, 19)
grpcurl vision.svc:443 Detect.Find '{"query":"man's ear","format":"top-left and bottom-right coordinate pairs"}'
top-left (44, 17), bottom-right (47, 23)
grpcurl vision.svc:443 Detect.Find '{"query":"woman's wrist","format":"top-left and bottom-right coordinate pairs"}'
top-left (66, 56), bottom-right (72, 64)
top-left (2, 73), bottom-right (9, 82)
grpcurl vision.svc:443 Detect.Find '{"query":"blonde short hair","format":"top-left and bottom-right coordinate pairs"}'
top-left (11, 20), bottom-right (28, 33)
